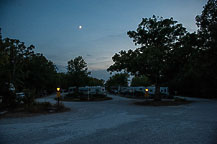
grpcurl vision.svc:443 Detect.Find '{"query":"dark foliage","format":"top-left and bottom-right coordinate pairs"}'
top-left (108, 0), bottom-right (217, 98)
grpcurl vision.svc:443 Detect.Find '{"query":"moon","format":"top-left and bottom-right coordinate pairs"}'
top-left (78, 25), bottom-right (82, 29)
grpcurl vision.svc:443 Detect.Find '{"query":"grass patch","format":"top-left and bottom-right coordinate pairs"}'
top-left (55, 96), bottom-right (112, 102)
top-left (117, 93), bottom-right (174, 99)
top-left (0, 102), bottom-right (70, 119)
top-left (134, 97), bottom-right (192, 106)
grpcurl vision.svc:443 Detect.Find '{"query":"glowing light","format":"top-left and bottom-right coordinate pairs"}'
top-left (57, 88), bottom-right (60, 91)
top-left (78, 25), bottom-right (82, 29)
top-left (145, 88), bottom-right (149, 92)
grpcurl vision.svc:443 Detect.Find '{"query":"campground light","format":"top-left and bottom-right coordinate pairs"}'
top-left (57, 87), bottom-right (60, 92)
top-left (145, 88), bottom-right (149, 99)
top-left (56, 87), bottom-right (61, 107)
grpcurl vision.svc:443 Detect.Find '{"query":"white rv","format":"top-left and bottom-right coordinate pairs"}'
top-left (134, 86), bottom-right (146, 93)
top-left (146, 86), bottom-right (169, 95)
top-left (120, 86), bottom-right (145, 94)
top-left (120, 86), bottom-right (169, 96)
top-left (68, 87), bottom-right (76, 94)
top-left (120, 87), bottom-right (129, 94)
top-left (79, 86), bottom-right (106, 95)
top-left (160, 87), bottom-right (169, 95)
top-left (146, 86), bottom-right (155, 95)
top-left (92, 86), bottom-right (106, 95)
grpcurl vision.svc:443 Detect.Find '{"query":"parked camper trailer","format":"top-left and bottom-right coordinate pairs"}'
top-left (128, 87), bottom-right (135, 93)
top-left (134, 87), bottom-right (146, 93)
top-left (78, 86), bottom-right (106, 95)
top-left (120, 86), bottom-right (145, 95)
top-left (120, 87), bottom-right (129, 94)
top-left (146, 86), bottom-right (169, 95)
top-left (118, 86), bottom-right (169, 96)
top-left (160, 87), bottom-right (169, 95)
top-left (93, 86), bottom-right (106, 95)
top-left (68, 87), bottom-right (76, 94)
top-left (109, 86), bottom-right (119, 94)
top-left (78, 87), bottom-right (90, 95)
top-left (146, 86), bottom-right (155, 95)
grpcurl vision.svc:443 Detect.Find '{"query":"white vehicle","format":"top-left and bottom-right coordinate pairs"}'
top-left (146, 86), bottom-right (169, 95)
top-left (146, 86), bottom-right (156, 95)
top-left (16, 92), bottom-right (25, 103)
top-left (61, 89), bottom-right (68, 97)
top-left (160, 87), bottom-right (169, 95)
top-left (134, 86), bottom-right (146, 93)
top-left (120, 87), bottom-right (129, 94)
top-left (9, 83), bottom-right (15, 92)
top-left (79, 87), bottom-right (94, 95)
top-left (93, 86), bottom-right (106, 95)
top-left (78, 87), bottom-right (89, 95)
top-left (120, 86), bottom-right (147, 94)
top-left (79, 86), bottom-right (106, 95)
top-left (68, 87), bottom-right (76, 94)
top-left (128, 87), bottom-right (135, 93)
top-left (16, 92), bottom-right (25, 98)
top-left (119, 86), bottom-right (169, 96)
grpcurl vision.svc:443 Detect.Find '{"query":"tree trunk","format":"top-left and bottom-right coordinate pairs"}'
top-left (154, 84), bottom-right (161, 101)
top-left (154, 71), bottom-right (161, 101)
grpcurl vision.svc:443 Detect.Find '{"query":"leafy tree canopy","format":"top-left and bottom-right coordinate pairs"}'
top-left (108, 16), bottom-right (187, 100)
top-left (131, 75), bottom-right (150, 87)
top-left (108, 16), bottom-right (187, 83)
top-left (105, 73), bottom-right (129, 88)
top-left (87, 77), bottom-right (104, 86)
top-left (68, 56), bottom-right (89, 75)
top-left (67, 56), bottom-right (90, 87)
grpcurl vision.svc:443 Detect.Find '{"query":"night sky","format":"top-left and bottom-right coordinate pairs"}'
top-left (0, 0), bottom-right (207, 80)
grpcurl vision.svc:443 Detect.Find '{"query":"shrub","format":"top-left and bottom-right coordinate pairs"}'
top-left (23, 89), bottom-right (35, 107)
top-left (174, 97), bottom-right (187, 102)
top-left (26, 102), bottom-right (52, 113)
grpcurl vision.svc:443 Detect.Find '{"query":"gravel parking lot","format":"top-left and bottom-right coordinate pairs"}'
top-left (0, 94), bottom-right (217, 144)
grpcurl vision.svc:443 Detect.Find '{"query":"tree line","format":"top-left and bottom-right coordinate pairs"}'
top-left (107, 0), bottom-right (217, 99)
top-left (0, 0), bottom-right (216, 104)
top-left (0, 32), bottom-right (104, 107)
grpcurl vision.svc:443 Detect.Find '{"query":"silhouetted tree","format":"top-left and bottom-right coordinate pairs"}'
top-left (194, 0), bottom-right (217, 97)
top-left (87, 77), bottom-right (104, 86)
top-left (131, 75), bottom-right (150, 87)
top-left (0, 30), bottom-right (59, 102)
top-left (67, 56), bottom-right (90, 87)
top-left (171, 0), bottom-right (217, 97)
top-left (105, 73), bottom-right (129, 90)
top-left (108, 16), bottom-right (187, 101)
top-left (24, 53), bottom-right (57, 94)
top-left (0, 37), bottom-right (34, 88)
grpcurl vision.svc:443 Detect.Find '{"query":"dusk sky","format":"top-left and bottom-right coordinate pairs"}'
top-left (0, 0), bottom-right (207, 80)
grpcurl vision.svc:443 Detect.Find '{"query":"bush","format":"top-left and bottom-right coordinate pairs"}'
top-left (26, 102), bottom-right (52, 113)
top-left (92, 94), bottom-right (106, 98)
top-left (174, 97), bottom-right (187, 102)
top-left (66, 92), bottom-right (79, 98)
top-left (53, 103), bottom-right (68, 111)
top-left (134, 91), bottom-right (144, 97)
top-left (1, 89), bottom-right (17, 109)
top-left (22, 89), bottom-right (35, 108)
top-left (25, 102), bottom-right (70, 113)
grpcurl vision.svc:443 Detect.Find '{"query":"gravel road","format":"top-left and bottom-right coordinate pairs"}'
top-left (0, 94), bottom-right (217, 144)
